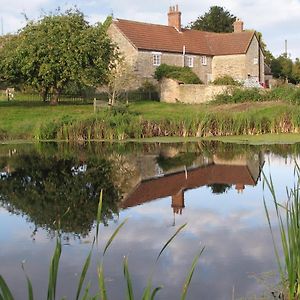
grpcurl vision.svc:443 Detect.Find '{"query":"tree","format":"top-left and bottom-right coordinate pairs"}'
top-left (271, 54), bottom-right (293, 82)
top-left (0, 9), bottom-right (117, 104)
top-left (104, 58), bottom-right (136, 106)
top-left (0, 149), bottom-right (121, 236)
top-left (188, 6), bottom-right (236, 33)
top-left (292, 58), bottom-right (300, 83)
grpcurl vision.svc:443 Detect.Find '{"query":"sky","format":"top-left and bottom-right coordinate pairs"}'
top-left (1, 0), bottom-right (299, 59)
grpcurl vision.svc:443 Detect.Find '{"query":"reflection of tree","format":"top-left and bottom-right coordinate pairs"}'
top-left (207, 184), bottom-right (232, 194)
top-left (0, 153), bottom-right (121, 237)
top-left (156, 152), bottom-right (198, 172)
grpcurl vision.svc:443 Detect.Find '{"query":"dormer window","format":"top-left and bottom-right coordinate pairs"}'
top-left (152, 52), bottom-right (162, 66)
top-left (201, 56), bottom-right (207, 66)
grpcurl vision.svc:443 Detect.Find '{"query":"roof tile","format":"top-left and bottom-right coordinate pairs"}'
top-left (114, 19), bottom-right (255, 56)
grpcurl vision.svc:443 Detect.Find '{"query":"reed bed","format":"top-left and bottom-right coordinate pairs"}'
top-left (0, 192), bottom-right (204, 300)
top-left (264, 164), bottom-right (300, 299)
top-left (35, 106), bottom-right (300, 142)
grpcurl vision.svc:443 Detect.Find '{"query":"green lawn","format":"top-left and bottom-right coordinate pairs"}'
top-left (0, 100), bottom-right (94, 139)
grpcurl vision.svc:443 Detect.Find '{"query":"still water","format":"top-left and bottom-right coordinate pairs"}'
top-left (0, 141), bottom-right (298, 299)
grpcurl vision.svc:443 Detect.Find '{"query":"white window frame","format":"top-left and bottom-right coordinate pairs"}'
top-left (186, 56), bottom-right (194, 68)
top-left (152, 52), bottom-right (162, 66)
top-left (201, 56), bottom-right (207, 66)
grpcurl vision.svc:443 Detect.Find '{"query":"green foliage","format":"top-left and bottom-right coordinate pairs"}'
top-left (0, 9), bottom-right (117, 104)
top-left (271, 55), bottom-right (293, 81)
top-left (154, 64), bottom-right (202, 84)
top-left (157, 152), bottom-right (198, 171)
top-left (188, 6), bottom-right (236, 33)
top-left (271, 54), bottom-right (300, 84)
top-left (0, 150), bottom-right (121, 235)
top-left (212, 75), bottom-right (241, 86)
top-left (213, 87), bottom-right (263, 104)
top-left (214, 85), bottom-right (300, 105)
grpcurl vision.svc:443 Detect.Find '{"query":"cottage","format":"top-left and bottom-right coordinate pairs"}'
top-left (108, 5), bottom-right (265, 87)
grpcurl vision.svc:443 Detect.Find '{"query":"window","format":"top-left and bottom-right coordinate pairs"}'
top-left (201, 56), bottom-right (207, 66)
top-left (253, 58), bottom-right (259, 65)
top-left (185, 56), bottom-right (194, 68)
top-left (152, 53), bottom-right (162, 66)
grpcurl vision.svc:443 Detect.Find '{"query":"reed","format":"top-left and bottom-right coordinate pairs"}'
top-left (263, 164), bottom-right (300, 299)
top-left (34, 105), bottom-right (300, 142)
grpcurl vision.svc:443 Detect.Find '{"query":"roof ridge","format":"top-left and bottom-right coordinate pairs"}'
top-left (115, 18), bottom-right (172, 29)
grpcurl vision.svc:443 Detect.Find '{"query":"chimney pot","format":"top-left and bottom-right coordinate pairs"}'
top-left (168, 4), bottom-right (182, 31)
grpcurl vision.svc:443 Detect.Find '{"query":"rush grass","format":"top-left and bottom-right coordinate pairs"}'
top-left (38, 105), bottom-right (300, 141)
top-left (264, 165), bottom-right (300, 299)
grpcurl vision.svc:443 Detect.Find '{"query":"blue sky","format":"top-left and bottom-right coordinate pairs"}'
top-left (1, 0), bottom-right (299, 59)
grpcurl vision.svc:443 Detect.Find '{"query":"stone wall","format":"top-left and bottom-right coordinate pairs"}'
top-left (107, 24), bottom-right (138, 65)
top-left (212, 35), bottom-right (265, 83)
top-left (245, 35), bottom-right (265, 82)
top-left (160, 78), bottom-right (229, 104)
top-left (212, 54), bottom-right (246, 82)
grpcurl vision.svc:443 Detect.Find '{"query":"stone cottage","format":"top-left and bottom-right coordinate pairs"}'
top-left (108, 5), bottom-right (265, 86)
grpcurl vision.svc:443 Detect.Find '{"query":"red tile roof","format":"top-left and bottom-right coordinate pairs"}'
top-left (113, 19), bottom-right (255, 56)
top-left (121, 164), bottom-right (258, 209)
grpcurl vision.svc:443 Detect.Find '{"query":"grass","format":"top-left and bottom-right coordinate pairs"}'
top-left (263, 164), bottom-right (300, 299)
top-left (0, 192), bottom-right (204, 300)
top-left (2, 96), bottom-right (300, 142)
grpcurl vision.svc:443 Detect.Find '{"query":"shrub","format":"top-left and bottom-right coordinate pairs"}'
top-left (213, 87), bottom-right (263, 104)
top-left (212, 75), bottom-right (241, 86)
top-left (154, 64), bottom-right (202, 84)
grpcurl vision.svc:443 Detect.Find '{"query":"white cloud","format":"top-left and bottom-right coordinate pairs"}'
top-left (1, 0), bottom-right (299, 57)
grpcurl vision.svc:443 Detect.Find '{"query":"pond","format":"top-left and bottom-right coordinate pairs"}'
top-left (0, 141), bottom-right (299, 299)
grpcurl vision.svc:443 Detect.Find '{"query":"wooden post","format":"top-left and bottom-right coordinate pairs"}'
top-left (93, 98), bottom-right (96, 113)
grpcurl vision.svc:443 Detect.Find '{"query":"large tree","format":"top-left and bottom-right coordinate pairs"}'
top-left (188, 6), bottom-right (236, 33)
top-left (0, 9), bottom-right (117, 104)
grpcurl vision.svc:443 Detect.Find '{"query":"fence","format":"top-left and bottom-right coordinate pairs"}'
top-left (0, 90), bottom-right (160, 103)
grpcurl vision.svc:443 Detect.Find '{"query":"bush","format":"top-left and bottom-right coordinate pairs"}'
top-left (212, 75), bottom-right (241, 86)
top-left (213, 87), bottom-right (263, 104)
top-left (154, 64), bottom-right (202, 84)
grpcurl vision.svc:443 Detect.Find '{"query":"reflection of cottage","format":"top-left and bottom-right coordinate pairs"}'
top-left (108, 6), bottom-right (265, 86)
top-left (121, 153), bottom-right (264, 214)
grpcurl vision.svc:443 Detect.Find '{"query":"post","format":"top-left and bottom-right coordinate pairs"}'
top-left (258, 33), bottom-right (261, 84)
top-left (93, 98), bottom-right (96, 113)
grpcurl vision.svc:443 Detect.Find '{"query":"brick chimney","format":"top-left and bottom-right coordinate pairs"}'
top-left (233, 18), bottom-right (244, 33)
top-left (168, 5), bottom-right (181, 31)
top-left (172, 189), bottom-right (185, 215)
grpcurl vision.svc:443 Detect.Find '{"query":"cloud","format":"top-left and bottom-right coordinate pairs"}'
top-left (1, 0), bottom-right (299, 57)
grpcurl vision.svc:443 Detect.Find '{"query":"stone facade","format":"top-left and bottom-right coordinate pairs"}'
top-left (160, 78), bottom-right (229, 104)
top-left (135, 50), bottom-right (213, 84)
top-left (212, 36), bottom-right (265, 82)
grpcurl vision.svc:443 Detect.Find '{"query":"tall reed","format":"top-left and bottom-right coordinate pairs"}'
top-left (263, 164), bottom-right (300, 299)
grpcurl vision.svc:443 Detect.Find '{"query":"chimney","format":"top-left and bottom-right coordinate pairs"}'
top-left (233, 18), bottom-right (244, 33)
top-left (172, 189), bottom-right (185, 215)
top-left (168, 5), bottom-right (181, 31)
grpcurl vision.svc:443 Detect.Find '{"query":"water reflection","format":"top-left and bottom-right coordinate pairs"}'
top-left (122, 149), bottom-right (264, 216)
top-left (0, 142), bottom-right (299, 299)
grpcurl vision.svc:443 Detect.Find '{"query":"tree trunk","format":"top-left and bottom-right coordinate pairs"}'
top-left (50, 87), bottom-right (60, 105)
top-left (41, 87), bottom-right (49, 102)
